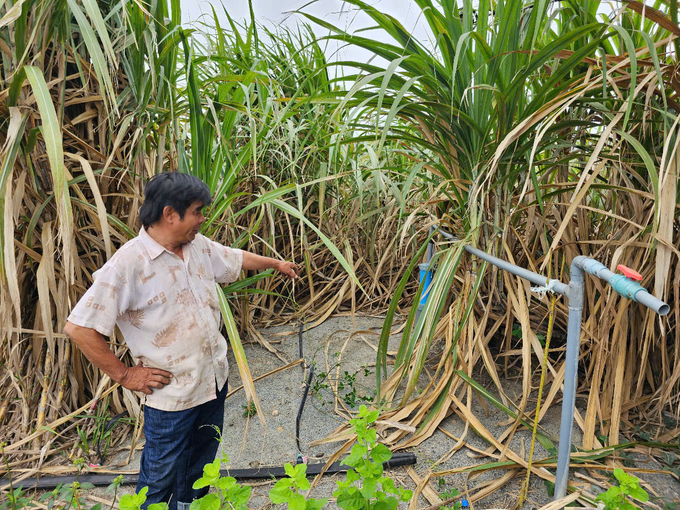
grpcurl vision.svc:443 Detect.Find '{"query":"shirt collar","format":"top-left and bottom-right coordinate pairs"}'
top-left (139, 227), bottom-right (169, 260)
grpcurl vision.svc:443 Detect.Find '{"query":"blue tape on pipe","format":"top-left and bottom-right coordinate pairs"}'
top-left (418, 263), bottom-right (433, 306)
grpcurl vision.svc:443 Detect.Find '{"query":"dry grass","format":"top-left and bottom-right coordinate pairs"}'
top-left (0, 0), bottom-right (427, 474)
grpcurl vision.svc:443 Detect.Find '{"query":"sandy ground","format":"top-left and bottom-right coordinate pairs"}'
top-left (16, 315), bottom-right (680, 509)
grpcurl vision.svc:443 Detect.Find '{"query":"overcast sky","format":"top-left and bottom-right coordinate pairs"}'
top-left (181, 0), bottom-right (433, 72)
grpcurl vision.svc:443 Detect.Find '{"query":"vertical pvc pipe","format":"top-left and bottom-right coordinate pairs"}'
top-left (418, 262), bottom-right (433, 306)
top-left (415, 238), bottom-right (436, 327)
top-left (427, 226), bottom-right (436, 262)
top-left (554, 258), bottom-right (585, 501)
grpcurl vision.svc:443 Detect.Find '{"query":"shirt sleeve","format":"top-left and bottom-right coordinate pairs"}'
top-left (207, 239), bottom-right (243, 285)
top-left (67, 264), bottom-right (132, 337)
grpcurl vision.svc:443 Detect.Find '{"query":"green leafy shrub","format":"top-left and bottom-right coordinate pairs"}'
top-left (333, 405), bottom-right (412, 510)
top-left (119, 487), bottom-right (168, 510)
top-left (595, 468), bottom-right (648, 510)
top-left (269, 463), bottom-right (327, 510)
top-left (0, 487), bottom-right (37, 510)
top-left (190, 458), bottom-right (252, 510)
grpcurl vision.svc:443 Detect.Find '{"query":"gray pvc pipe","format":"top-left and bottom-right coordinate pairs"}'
top-left (553, 259), bottom-right (585, 500)
top-left (576, 257), bottom-right (670, 315)
top-left (427, 226), bottom-right (436, 262)
top-left (553, 256), bottom-right (669, 502)
top-left (463, 245), bottom-right (570, 297)
top-left (425, 229), bottom-right (669, 505)
top-left (432, 228), bottom-right (570, 296)
top-left (636, 291), bottom-right (670, 315)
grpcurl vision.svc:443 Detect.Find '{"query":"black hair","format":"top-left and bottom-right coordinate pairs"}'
top-left (139, 173), bottom-right (212, 229)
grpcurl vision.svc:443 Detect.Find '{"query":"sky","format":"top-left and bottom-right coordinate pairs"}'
top-left (180, 0), bottom-right (434, 71)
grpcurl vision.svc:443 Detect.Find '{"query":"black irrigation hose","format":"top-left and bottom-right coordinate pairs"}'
top-left (298, 322), bottom-right (304, 367)
top-left (295, 321), bottom-right (314, 454)
top-left (295, 363), bottom-right (314, 453)
top-left (7, 452), bottom-right (417, 490)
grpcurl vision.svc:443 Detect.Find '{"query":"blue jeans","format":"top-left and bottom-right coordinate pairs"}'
top-left (137, 380), bottom-right (228, 510)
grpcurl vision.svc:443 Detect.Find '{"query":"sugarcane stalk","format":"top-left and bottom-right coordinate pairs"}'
top-left (35, 351), bottom-right (53, 449)
top-left (54, 340), bottom-right (71, 418)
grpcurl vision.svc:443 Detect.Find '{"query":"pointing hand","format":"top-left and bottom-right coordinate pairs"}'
top-left (278, 261), bottom-right (300, 280)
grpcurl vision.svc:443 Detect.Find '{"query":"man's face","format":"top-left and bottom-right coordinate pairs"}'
top-left (173, 201), bottom-right (206, 244)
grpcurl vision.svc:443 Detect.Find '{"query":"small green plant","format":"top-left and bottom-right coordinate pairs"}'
top-left (311, 367), bottom-right (375, 409)
top-left (0, 487), bottom-right (36, 510)
top-left (190, 458), bottom-right (252, 510)
top-left (311, 372), bottom-right (330, 397)
top-left (333, 405), bottom-right (412, 510)
top-left (0, 443), bottom-right (50, 510)
top-left (119, 487), bottom-right (168, 510)
top-left (435, 479), bottom-right (461, 510)
top-left (39, 478), bottom-right (97, 510)
top-left (74, 398), bottom-right (133, 466)
top-left (595, 468), bottom-right (649, 510)
top-left (105, 475), bottom-right (125, 510)
top-left (242, 401), bottom-right (257, 418)
top-left (16, 458), bottom-right (101, 510)
top-left (441, 488), bottom-right (460, 500)
top-left (269, 463), bottom-right (327, 510)
top-left (512, 322), bottom-right (546, 346)
top-left (441, 489), bottom-right (462, 510)
top-left (76, 426), bottom-right (90, 457)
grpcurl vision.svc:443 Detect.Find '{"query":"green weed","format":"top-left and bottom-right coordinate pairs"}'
top-left (333, 405), bottom-right (412, 510)
top-left (190, 459), bottom-right (251, 510)
top-left (269, 463), bottom-right (327, 510)
top-left (595, 468), bottom-right (649, 510)
top-left (311, 367), bottom-right (375, 409)
top-left (119, 487), bottom-right (168, 510)
top-left (436, 478), bottom-right (462, 510)
top-left (241, 402), bottom-right (257, 418)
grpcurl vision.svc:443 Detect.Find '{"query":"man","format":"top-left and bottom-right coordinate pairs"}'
top-left (64, 173), bottom-right (298, 510)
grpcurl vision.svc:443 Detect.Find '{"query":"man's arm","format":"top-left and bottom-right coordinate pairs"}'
top-left (241, 251), bottom-right (299, 280)
top-left (64, 322), bottom-right (172, 395)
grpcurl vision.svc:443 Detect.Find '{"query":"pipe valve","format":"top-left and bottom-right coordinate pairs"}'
top-left (616, 264), bottom-right (642, 281)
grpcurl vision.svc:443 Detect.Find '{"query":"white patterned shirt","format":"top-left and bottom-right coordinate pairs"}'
top-left (67, 228), bottom-right (243, 411)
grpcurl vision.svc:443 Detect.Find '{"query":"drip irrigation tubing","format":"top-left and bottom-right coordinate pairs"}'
top-left (5, 452), bottom-right (417, 490)
top-left (295, 321), bottom-right (315, 453)
top-left (295, 363), bottom-right (314, 453)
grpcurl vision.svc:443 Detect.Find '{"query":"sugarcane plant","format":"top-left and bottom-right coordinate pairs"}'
top-left (302, 0), bottom-right (679, 499)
